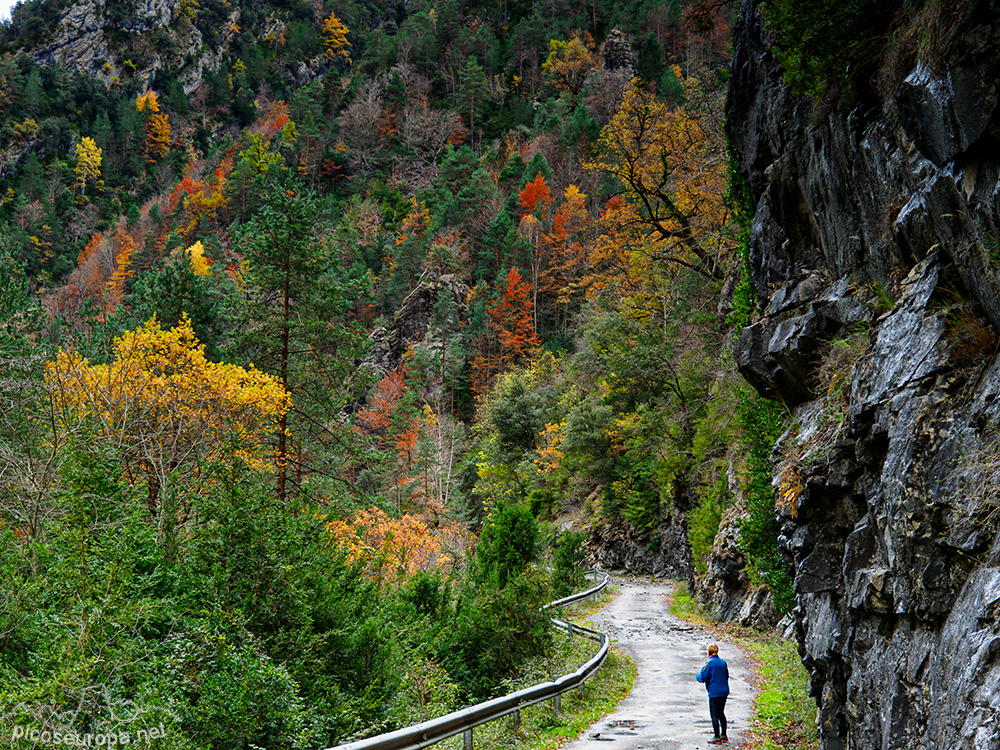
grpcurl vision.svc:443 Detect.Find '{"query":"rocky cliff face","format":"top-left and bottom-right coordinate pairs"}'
top-left (586, 512), bottom-right (693, 582)
top-left (363, 272), bottom-right (472, 379)
top-left (727, 2), bottom-right (1000, 748)
top-left (28, 0), bottom-right (323, 96)
top-left (32, 0), bottom-right (228, 94)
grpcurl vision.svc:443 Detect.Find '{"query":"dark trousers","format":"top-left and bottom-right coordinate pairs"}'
top-left (709, 695), bottom-right (728, 738)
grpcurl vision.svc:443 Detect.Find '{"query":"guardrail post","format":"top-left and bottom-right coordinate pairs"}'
top-left (512, 708), bottom-right (521, 730)
top-left (567, 621), bottom-right (573, 637)
top-left (553, 694), bottom-right (562, 714)
top-left (463, 728), bottom-right (473, 750)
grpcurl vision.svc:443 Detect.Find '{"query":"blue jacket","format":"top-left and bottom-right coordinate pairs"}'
top-left (696, 655), bottom-right (730, 698)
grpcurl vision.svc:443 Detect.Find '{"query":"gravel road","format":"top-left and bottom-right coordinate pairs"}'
top-left (561, 579), bottom-right (755, 750)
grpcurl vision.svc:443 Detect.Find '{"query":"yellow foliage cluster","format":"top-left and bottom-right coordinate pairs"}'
top-left (74, 136), bottom-right (102, 194)
top-left (395, 199), bottom-right (432, 246)
top-left (135, 90), bottom-right (160, 113)
top-left (186, 241), bottom-right (211, 275)
top-left (777, 466), bottom-right (803, 519)
top-left (107, 230), bottom-right (138, 308)
top-left (535, 421), bottom-right (565, 473)
top-left (322, 13), bottom-right (352, 62)
top-left (146, 112), bottom-right (171, 162)
top-left (326, 507), bottom-right (444, 583)
top-left (182, 168), bottom-right (227, 233)
top-left (45, 316), bottom-right (291, 501)
top-left (239, 133), bottom-right (282, 175)
top-left (542, 32), bottom-right (598, 94)
top-left (11, 118), bottom-right (38, 144)
top-left (606, 409), bottom-right (643, 455)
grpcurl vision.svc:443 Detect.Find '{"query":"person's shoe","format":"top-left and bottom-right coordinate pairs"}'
top-left (708, 739), bottom-right (724, 745)
top-left (720, 737), bottom-right (729, 743)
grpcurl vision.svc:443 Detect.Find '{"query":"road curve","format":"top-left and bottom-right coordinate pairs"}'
top-left (561, 579), bottom-right (754, 750)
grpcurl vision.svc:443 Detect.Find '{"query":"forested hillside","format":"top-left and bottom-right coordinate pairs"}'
top-left (0, 1), bottom-right (779, 747)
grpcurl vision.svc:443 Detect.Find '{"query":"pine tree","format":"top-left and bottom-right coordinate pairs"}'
top-left (231, 186), bottom-right (368, 503)
top-left (520, 151), bottom-right (553, 187)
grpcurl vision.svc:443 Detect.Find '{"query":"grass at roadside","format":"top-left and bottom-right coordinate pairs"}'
top-left (472, 642), bottom-right (636, 750)
top-left (561, 584), bottom-right (616, 619)
top-left (737, 636), bottom-right (817, 750)
top-left (670, 583), bottom-right (818, 750)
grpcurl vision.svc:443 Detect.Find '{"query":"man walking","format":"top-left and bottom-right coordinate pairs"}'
top-left (696, 643), bottom-right (730, 744)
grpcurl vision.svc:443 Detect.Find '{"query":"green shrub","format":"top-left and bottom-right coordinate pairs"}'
top-left (689, 490), bottom-right (724, 574)
top-left (528, 488), bottom-right (556, 518)
top-left (473, 501), bottom-right (540, 588)
top-left (401, 570), bottom-right (452, 619)
top-left (440, 569), bottom-right (552, 701)
top-left (551, 530), bottom-right (588, 598)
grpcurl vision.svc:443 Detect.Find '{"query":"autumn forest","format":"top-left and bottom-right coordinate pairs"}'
top-left (0, 0), bottom-right (782, 747)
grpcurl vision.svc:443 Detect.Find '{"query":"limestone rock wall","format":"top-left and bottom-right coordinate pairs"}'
top-left (29, 0), bottom-right (300, 96)
top-left (727, 1), bottom-right (1000, 748)
top-left (586, 512), bottom-right (693, 582)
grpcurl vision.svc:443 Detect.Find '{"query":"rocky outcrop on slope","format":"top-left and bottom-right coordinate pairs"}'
top-left (32, 0), bottom-right (230, 93)
top-left (363, 272), bottom-right (472, 378)
top-left (696, 506), bottom-right (779, 629)
top-left (586, 512), bottom-right (692, 582)
top-left (727, 2), bottom-right (1000, 748)
top-left (27, 0), bottom-right (322, 96)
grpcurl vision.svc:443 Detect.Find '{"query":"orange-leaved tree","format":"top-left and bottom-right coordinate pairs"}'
top-left (45, 315), bottom-right (290, 547)
top-left (585, 75), bottom-right (730, 282)
top-left (518, 173), bottom-right (554, 219)
top-left (517, 173), bottom-right (555, 332)
top-left (326, 507), bottom-right (444, 583)
top-left (105, 230), bottom-right (139, 315)
top-left (136, 91), bottom-right (171, 163)
top-left (538, 184), bottom-right (590, 326)
top-left (471, 267), bottom-right (541, 395)
top-left (492, 266), bottom-right (540, 362)
top-left (356, 365), bottom-right (410, 445)
top-left (181, 162), bottom-right (229, 235)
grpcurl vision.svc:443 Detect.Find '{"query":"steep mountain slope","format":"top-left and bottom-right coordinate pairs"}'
top-left (728, 1), bottom-right (1000, 748)
top-left (1, 3), bottom-right (758, 746)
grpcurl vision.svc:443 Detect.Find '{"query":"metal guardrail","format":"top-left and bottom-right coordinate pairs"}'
top-left (328, 570), bottom-right (610, 750)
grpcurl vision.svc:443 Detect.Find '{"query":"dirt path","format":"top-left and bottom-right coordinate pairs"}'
top-left (562, 580), bottom-right (755, 750)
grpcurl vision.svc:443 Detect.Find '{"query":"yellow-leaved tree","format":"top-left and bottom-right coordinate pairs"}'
top-left (542, 32), bottom-right (598, 95)
top-left (326, 507), bottom-right (445, 584)
top-left (186, 240), bottom-right (211, 275)
top-left (45, 316), bottom-right (290, 550)
top-left (322, 12), bottom-right (351, 63)
top-left (135, 90), bottom-right (160, 113)
top-left (585, 75), bottom-right (730, 283)
top-left (136, 91), bottom-right (171, 162)
top-left (74, 136), bottom-right (102, 196)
